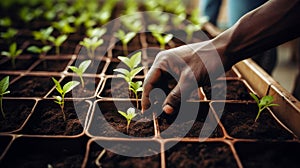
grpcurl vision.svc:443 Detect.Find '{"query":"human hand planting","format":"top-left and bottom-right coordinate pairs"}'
top-left (141, 41), bottom-right (228, 114)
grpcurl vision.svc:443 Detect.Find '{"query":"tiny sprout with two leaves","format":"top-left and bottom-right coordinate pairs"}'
top-left (49, 34), bottom-right (68, 55)
top-left (68, 60), bottom-right (91, 88)
top-left (27, 45), bottom-right (52, 57)
top-left (249, 93), bottom-right (279, 122)
top-left (0, 76), bottom-right (10, 119)
top-left (79, 37), bottom-right (103, 60)
top-left (152, 33), bottom-right (173, 49)
top-left (1, 42), bottom-right (23, 68)
top-left (52, 78), bottom-right (80, 121)
top-left (118, 107), bottom-right (137, 133)
top-left (114, 30), bottom-right (136, 56)
top-left (32, 27), bottom-right (54, 44)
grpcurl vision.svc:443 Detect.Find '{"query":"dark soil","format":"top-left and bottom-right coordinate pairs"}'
top-left (0, 136), bottom-right (12, 157)
top-left (235, 141), bottom-right (300, 168)
top-left (203, 80), bottom-right (252, 100)
top-left (9, 76), bottom-right (54, 97)
top-left (31, 59), bottom-right (71, 72)
top-left (50, 76), bottom-right (100, 98)
top-left (0, 137), bottom-right (87, 168)
top-left (0, 57), bottom-right (37, 71)
top-left (215, 103), bottom-right (295, 140)
top-left (21, 100), bottom-right (89, 135)
top-left (88, 101), bottom-right (154, 137)
top-left (0, 99), bottom-right (35, 133)
top-left (85, 140), bottom-right (160, 168)
top-left (166, 142), bottom-right (238, 168)
top-left (100, 78), bottom-right (143, 99)
top-left (158, 103), bottom-right (223, 138)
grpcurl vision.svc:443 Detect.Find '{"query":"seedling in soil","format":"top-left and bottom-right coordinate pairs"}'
top-left (250, 93), bottom-right (279, 122)
top-left (0, 76), bottom-right (10, 119)
top-left (1, 42), bottom-right (23, 68)
top-left (86, 27), bottom-right (107, 38)
top-left (152, 33), bottom-right (173, 49)
top-left (184, 24), bottom-right (200, 42)
top-left (32, 27), bottom-right (54, 44)
top-left (49, 34), bottom-right (68, 55)
top-left (0, 28), bottom-right (17, 43)
top-left (52, 20), bottom-right (76, 34)
top-left (114, 30), bottom-right (136, 56)
top-left (52, 78), bottom-right (80, 121)
top-left (118, 107), bottom-right (137, 133)
top-left (27, 45), bottom-right (52, 65)
top-left (79, 37), bottom-right (103, 60)
top-left (121, 15), bottom-right (143, 33)
top-left (68, 60), bottom-right (91, 88)
top-left (113, 51), bottom-right (144, 109)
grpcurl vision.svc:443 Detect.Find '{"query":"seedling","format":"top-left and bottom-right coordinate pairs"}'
top-left (0, 76), bottom-right (10, 119)
top-left (113, 51), bottom-right (144, 109)
top-left (52, 78), bottom-right (80, 121)
top-left (27, 45), bottom-right (52, 58)
top-left (79, 37), bottom-right (104, 60)
top-left (52, 20), bottom-right (76, 34)
top-left (118, 107), bottom-right (137, 133)
top-left (86, 27), bottom-right (107, 38)
top-left (184, 24), bottom-right (200, 42)
top-left (172, 13), bottom-right (186, 26)
top-left (68, 60), bottom-right (91, 88)
top-left (121, 15), bottom-right (143, 33)
top-left (32, 27), bottom-right (54, 44)
top-left (152, 33), bottom-right (173, 49)
top-left (1, 42), bottom-right (23, 68)
top-left (250, 93), bottom-right (279, 122)
top-left (114, 30), bottom-right (136, 56)
top-left (49, 34), bottom-right (68, 55)
top-left (0, 28), bottom-right (18, 43)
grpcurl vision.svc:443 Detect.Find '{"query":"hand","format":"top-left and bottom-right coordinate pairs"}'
top-left (142, 41), bottom-right (227, 114)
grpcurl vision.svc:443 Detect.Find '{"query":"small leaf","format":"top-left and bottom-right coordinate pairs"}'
top-left (56, 35), bottom-right (68, 45)
top-left (113, 68), bottom-right (130, 76)
top-left (130, 51), bottom-right (142, 69)
top-left (79, 60), bottom-right (91, 73)
top-left (27, 46), bottom-right (41, 53)
top-left (127, 107), bottom-right (137, 119)
top-left (163, 34), bottom-right (173, 43)
top-left (53, 95), bottom-right (62, 102)
top-left (123, 32), bottom-right (136, 44)
top-left (0, 76), bottom-right (9, 94)
top-left (52, 77), bottom-right (63, 94)
top-left (69, 66), bottom-right (80, 74)
top-left (260, 95), bottom-right (274, 106)
top-left (249, 93), bottom-right (260, 104)
top-left (118, 110), bottom-right (128, 119)
top-left (130, 66), bottom-right (144, 77)
top-left (117, 56), bottom-right (132, 69)
top-left (63, 81), bottom-right (80, 93)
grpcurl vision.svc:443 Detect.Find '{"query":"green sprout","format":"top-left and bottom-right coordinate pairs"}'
top-left (68, 60), bottom-right (91, 88)
top-left (32, 27), bottom-right (54, 44)
top-left (113, 51), bottom-right (144, 109)
top-left (184, 24), bottom-right (200, 42)
top-left (79, 37), bottom-right (104, 60)
top-left (121, 15), bottom-right (143, 33)
top-left (52, 20), bottom-right (76, 34)
top-left (114, 30), bottom-right (136, 56)
top-left (1, 42), bottom-right (23, 68)
top-left (86, 27), bottom-right (107, 38)
top-left (0, 76), bottom-right (10, 119)
top-left (49, 34), bottom-right (68, 55)
top-left (152, 33), bottom-right (173, 49)
top-left (172, 13), bottom-right (186, 26)
top-left (250, 93), bottom-right (279, 122)
top-left (0, 28), bottom-right (17, 43)
top-left (52, 78), bottom-right (80, 121)
top-left (27, 45), bottom-right (52, 58)
top-left (0, 17), bottom-right (12, 27)
top-left (118, 107), bottom-right (137, 133)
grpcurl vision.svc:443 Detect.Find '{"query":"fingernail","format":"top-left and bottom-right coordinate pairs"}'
top-left (163, 105), bottom-right (174, 114)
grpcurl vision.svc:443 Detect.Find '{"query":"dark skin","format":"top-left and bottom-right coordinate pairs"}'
top-left (142, 0), bottom-right (300, 114)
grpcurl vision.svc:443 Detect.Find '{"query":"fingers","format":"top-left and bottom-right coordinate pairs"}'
top-left (141, 68), bottom-right (162, 113)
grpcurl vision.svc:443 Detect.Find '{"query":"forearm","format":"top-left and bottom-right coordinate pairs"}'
top-left (212, 0), bottom-right (300, 69)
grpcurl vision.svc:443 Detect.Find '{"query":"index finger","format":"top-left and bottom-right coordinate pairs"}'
top-left (141, 67), bottom-right (162, 113)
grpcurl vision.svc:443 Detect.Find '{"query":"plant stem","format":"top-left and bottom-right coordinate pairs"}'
top-left (61, 95), bottom-right (66, 121)
top-left (160, 43), bottom-right (165, 50)
top-left (11, 58), bottom-right (16, 69)
top-left (126, 120), bottom-right (130, 134)
top-left (80, 76), bottom-right (85, 88)
top-left (56, 46), bottom-right (60, 55)
top-left (135, 92), bottom-right (139, 110)
top-left (123, 42), bottom-right (128, 56)
top-left (0, 97), bottom-right (5, 119)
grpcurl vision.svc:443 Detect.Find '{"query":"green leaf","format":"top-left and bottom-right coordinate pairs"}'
top-left (163, 34), bottom-right (173, 43)
top-left (249, 93), bottom-right (260, 104)
top-left (0, 76), bottom-right (9, 94)
top-left (126, 107), bottom-right (137, 120)
top-left (62, 81), bottom-right (80, 94)
top-left (56, 35), bottom-right (68, 45)
top-left (130, 51), bottom-right (142, 69)
top-left (123, 32), bottom-right (136, 44)
top-left (10, 42), bottom-right (17, 53)
top-left (117, 56), bottom-right (132, 69)
top-left (260, 95), bottom-right (274, 106)
top-left (68, 66), bottom-right (80, 74)
top-left (27, 46), bottom-right (41, 53)
top-left (113, 68), bottom-right (130, 76)
top-left (52, 77), bottom-right (63, 94)
top-left (118, 110), bottom-right (128, 119)
top-left (79, 60), bottom-right (91, 73)
top-left (130, 66), bottom-right (144, 77)
top-left (53, 95), bottom-right (62, 102)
